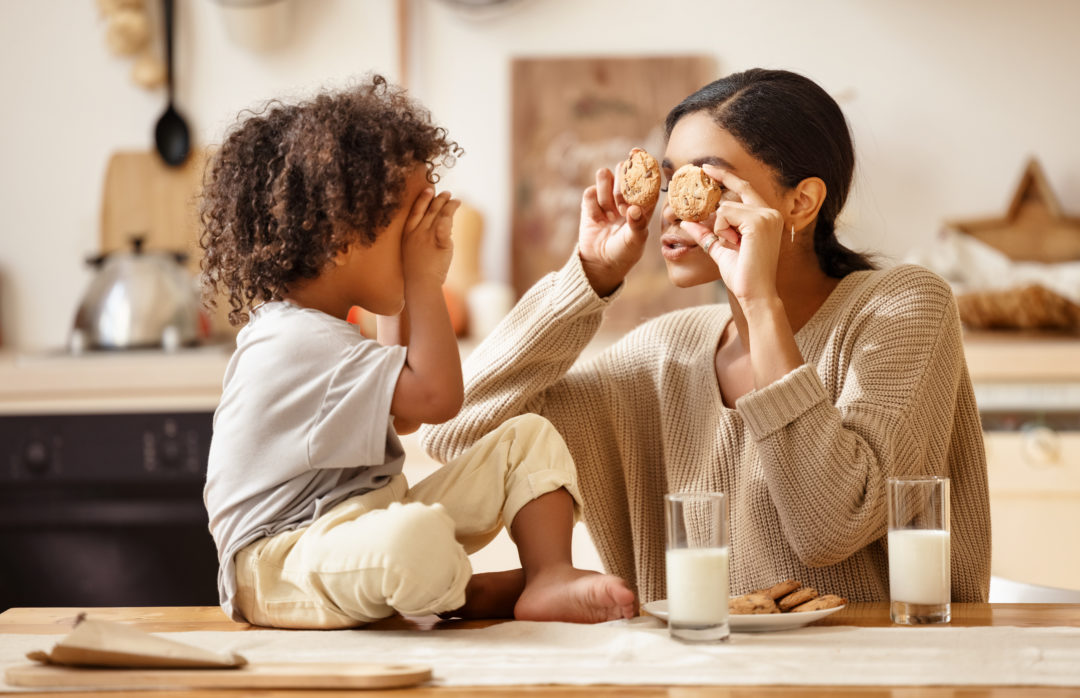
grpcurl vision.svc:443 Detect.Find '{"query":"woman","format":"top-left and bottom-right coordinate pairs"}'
top-left (422, 68), bottom-right (990, 604)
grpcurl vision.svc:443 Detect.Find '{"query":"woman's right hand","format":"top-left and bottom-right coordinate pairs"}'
top-left (577, 165), bottom-right (652, 297)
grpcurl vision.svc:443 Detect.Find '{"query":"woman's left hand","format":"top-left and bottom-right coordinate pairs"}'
top-left (680, 164), bottom-right (785, 304)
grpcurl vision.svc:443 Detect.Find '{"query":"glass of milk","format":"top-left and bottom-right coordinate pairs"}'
top-left (887, 476), bottom-right (951, 624)
top-left (664, 492), bottom-right (730, 642)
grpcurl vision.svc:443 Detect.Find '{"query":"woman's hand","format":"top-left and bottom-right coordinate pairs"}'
top-left (682, 165), bottom-right (806, 390)
top-left (577, 164), bottom-right (653, 297)
top-left (679, 164), bottom-right (785, 305)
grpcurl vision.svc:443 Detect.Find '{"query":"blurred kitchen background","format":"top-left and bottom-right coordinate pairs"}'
top-left (1, 0), bottom-right (1079, 611)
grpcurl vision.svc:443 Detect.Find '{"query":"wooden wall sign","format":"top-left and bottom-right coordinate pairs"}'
top-left (511, 55), bottom-right (718, 333)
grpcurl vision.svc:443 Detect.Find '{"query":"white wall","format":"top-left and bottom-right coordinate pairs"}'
top-left (0, 0), bottom-right (399, 351)
top-left (2, 0), bottom-right (1079, 351)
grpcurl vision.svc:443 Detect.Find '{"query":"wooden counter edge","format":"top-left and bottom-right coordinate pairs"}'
top-left (3, 603), bottom-right (1080, 634)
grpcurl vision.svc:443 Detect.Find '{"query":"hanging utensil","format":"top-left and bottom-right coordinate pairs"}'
top-left (154, 0), bottom-right (191, 167)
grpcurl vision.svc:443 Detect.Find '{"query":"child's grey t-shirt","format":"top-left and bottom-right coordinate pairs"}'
top-left (204, 301), bottom-right (408, 620)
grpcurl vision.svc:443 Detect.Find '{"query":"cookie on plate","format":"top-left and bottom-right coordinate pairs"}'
top-left (667, 164), bottom-right (723, 222)
top-left (777, 586), bottom-right (819, 611)
top-left (790, 594), bottom-right (847, 613)
top-left (729, 592), bottom-right (780, 614)
top-left (619, 148), bottom-right (661, 209)
top-left (754, 579), bottom-right (802, 601)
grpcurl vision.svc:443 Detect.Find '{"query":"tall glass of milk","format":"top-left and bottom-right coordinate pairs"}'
top-left (664, 492), bottom-right (730, 642)
top-left (887, 476), bottom-right (951, 624)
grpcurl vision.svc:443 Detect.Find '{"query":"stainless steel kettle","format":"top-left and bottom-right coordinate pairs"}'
top-left (71, 236), bottom-right (203, 352)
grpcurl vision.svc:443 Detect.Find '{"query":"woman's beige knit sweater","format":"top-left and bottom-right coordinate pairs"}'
top-left (421, 253), bottom-right (991, 604)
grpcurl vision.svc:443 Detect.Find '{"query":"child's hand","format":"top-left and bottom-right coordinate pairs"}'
top-left (402, 189), bottom-right (461, 288)
top-left (391, 187), bottom-right (465, 431)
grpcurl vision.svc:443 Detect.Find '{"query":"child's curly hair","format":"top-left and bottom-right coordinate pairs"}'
top-left (199, 74), bottom-right (463, 326)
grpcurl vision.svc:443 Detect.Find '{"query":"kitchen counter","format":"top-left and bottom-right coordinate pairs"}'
top-left (0, 345), bottom-right (234, 415)
top-left (2, 604), bottom-right (1079, 695)
top-left (3, 331), bottom-right (1078, 410)
top-left (0, 331), bottom-right (618, 415)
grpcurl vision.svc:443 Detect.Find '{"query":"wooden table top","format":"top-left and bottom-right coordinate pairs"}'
top-left (3, 603), bottom-right (1079, 697)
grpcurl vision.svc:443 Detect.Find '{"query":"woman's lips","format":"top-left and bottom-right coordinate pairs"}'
top-left (660, 232), bottom-right (697, 260)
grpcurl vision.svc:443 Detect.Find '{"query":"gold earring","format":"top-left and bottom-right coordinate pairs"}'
top-left (790, 224), bottom-right (796, 243)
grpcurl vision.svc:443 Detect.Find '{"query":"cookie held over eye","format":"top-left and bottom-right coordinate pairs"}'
top-left (619, 148), bottom-right (661, 209)
top-left (668, 164), bottom-right (724, 222)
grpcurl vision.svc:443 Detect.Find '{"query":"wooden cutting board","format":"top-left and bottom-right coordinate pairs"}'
top-left (101, 149), bottom-right (208, 266)
top-left (6, 661), bottom-right (433, 690)
top-left (100, 148), bottom-right (236, 339)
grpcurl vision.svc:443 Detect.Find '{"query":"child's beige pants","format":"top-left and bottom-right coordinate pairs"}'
top-left (232, 414), bottom-right (581, 629)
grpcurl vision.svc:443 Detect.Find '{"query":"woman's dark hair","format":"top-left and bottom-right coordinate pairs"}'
top-left (664, 68), bottom-right (875, 278)
top-left (200, 74), bottom-right (463, 325)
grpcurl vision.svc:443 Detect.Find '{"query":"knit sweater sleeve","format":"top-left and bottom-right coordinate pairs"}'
top-left (735, 265), bottom-right (988, 582)
top-left (420, 250), bottom-right (616, 463)
top-left (421, 253), bottom-right (665, 589)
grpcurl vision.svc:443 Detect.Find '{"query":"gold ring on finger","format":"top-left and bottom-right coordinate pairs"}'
top-left (701, 233), bottom-right (718, 254)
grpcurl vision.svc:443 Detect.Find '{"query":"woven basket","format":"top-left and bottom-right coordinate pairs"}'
top-left (956, 284), bottom-right (1080, 331)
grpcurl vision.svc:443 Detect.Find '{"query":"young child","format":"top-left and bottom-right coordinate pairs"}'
top-left (198, 75), bottom-right (636, 629)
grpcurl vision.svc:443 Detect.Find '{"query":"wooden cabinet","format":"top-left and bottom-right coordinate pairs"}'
top-left (965, 333), bottom-right (1080, 590)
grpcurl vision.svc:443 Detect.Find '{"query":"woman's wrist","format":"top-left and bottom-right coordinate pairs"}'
top-left (578, 252), bottom-right (623, 298)
top-left (738, 294), bottom-right (785, 321)
top-left (741, 295), bottom-right (805, 389)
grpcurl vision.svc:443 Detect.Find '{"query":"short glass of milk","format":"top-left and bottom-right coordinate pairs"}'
top-left (887, 476), bottom-right (951, 625)
top-left (664, 491), bottom-right (730, 642)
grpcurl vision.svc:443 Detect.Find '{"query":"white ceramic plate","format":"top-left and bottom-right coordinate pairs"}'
top-left (643, 599), bottom-right (846, 632)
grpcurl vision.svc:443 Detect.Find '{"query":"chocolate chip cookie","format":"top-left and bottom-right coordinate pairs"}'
top-left (667, 164), bottom-right (723, 222)
top-left (755, 579), bottom-right (802, 601)
top-left (777, 587), bottom-right (820, 611)
top-left (619, 148), bottom-right (661, 209)
top-left (728, 592), bottom-right (781, 614)
top-left (731, 580), bottom-right (847, 615)
top-left (790, 594), bottom-right (848, 613)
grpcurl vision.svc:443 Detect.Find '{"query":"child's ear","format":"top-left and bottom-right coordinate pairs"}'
top-left (787, 177), bottom-right (826, 229)
top-left (332, 245), bottom-right (353, 267)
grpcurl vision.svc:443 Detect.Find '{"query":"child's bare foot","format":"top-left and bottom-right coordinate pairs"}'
top-left (513, 566), bottom-right (637, 623)
top-left (438, 570), bottom-right (525, 620)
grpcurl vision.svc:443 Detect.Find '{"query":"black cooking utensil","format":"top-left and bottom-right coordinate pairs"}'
top-left (154, 0), bottom-right (191, 167)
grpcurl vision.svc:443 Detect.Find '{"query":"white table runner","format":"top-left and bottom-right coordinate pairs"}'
top-left (3, 616), bottom-right (1080, 689)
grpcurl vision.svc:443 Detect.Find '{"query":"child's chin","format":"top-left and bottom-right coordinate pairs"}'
top-left (373, 299), bottom-right (405, 316)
